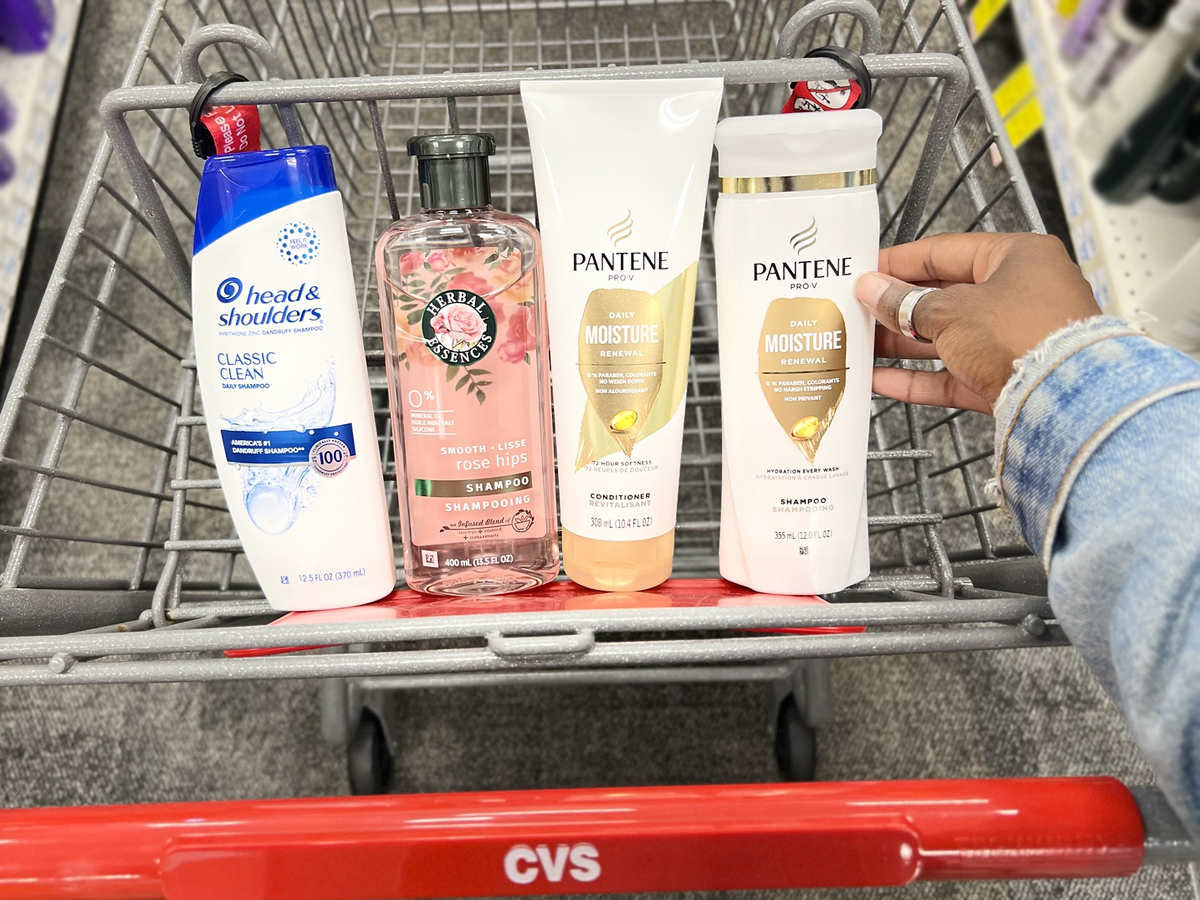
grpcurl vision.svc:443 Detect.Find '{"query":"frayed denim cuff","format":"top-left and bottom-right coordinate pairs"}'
top-left (993, 316), bottom-right (1200, 568)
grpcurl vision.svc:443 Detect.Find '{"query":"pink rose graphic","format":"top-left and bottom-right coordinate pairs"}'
top-left (496, 340), bottom-right (526, 364)
top-left (507, 305), bottom-right (534, 347)
top-left (424, 251), bottom-right (453, 272)
top-left (398, 250), bottom-right (445, 278)
top-left (430, 303), bottom-right (486, 350)
top-left (447, 270), bottom-right (494, 297)
top-left (496, 305), bottom-right (536, 363)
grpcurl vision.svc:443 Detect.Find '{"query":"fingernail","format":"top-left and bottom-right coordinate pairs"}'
top-left (855, 272), bottom-right (890, 308)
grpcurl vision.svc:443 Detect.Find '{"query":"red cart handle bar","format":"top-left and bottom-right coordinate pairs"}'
top-left (0, 777), bottom-right (1183, 899)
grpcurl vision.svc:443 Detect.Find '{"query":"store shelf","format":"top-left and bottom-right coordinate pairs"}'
top-left (1011, 0), bottom-right (1200, 321)
top-left (0, 0), bottom-right (82, 357)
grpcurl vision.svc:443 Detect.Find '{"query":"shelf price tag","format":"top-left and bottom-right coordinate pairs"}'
top-left (994, 61), bottom-right (1036, 118)
top-left (1004, 95), bottom-right (1045, 150)
top-left (992, 62), bottom-right (1044, 152)
top-left (968, 0), bottom-right (1011, 40)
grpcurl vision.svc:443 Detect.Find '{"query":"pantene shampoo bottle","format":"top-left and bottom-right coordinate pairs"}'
top-left (714, 111), bottom-right (881, 594)
top-left (192, 146), bottom-right (395, 609)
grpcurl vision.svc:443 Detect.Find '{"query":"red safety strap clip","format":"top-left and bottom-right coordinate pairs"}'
top-left (190, 71), bottom-right (262, 158)
top-left (782, 46), bottom-right (873, 113)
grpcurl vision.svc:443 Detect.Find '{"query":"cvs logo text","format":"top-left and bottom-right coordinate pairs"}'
top-left (503, 842), bottom-right (601, 884)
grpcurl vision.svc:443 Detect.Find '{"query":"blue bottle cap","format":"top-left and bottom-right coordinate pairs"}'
top-left (193, 145), bottom-right (337, 255)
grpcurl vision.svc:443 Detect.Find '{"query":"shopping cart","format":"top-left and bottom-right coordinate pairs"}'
top-left (0, 0), bottom-right (1196, 893)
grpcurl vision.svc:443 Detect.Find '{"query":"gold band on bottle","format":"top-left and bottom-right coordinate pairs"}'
top-left (720, 169), bottom-right (877, 194)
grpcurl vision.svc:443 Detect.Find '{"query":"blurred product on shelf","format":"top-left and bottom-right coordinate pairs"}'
top-left (1142, 228), bottom-right (1200, 348)
top-left (1012, 0), bottom-right (1200, 352)
top-left (1069, 0), bottom-right (1175, 102)
top-left (1060, 0), bottom-right (1115, 61)
top-left (1092, 51), bottom-right (1200, 202)
top-left (0, 0), bottom-right (53, 52)
top-left (1077, 0), bottom-right (1200, 157)
top-left (0, 86), bottom-right (13, 133)
top-left (0, 143), bottom-right (13, 186)
top-left (0, 0), bottom-right (77, 359)
top-left (1151, 113), bottom-right (1200, 201)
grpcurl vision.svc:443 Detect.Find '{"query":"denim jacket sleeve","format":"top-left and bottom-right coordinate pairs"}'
top-left (992, 315), bottom-right (1200, 837)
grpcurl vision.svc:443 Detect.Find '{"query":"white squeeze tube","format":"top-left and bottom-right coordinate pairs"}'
top-left (191, 146), bottom-right (395, 609)
top-left (522, 78), bottom-right (723, 591)
top-left (714, 110), bottom-right (882, 594)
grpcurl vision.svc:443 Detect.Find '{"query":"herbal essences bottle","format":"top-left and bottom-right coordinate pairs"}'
top-left (375, 133), bottom-right (559, 595)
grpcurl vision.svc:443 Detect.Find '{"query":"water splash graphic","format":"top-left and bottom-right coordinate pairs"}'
top-left (222, 364), bottom-right (337, 534)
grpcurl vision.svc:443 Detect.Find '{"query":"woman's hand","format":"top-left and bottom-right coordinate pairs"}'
top-left (854, 232), bottom-right (1101, 413)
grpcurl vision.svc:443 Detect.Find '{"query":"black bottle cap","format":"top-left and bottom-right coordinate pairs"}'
top-left (407, 133), bottom-right (496, 210)
top-left (1122, 0), bottom-right (1173, 32)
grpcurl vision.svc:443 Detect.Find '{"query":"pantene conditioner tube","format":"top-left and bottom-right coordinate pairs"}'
top-left (714, 110), bottom-right (881, 594)
top-left (522, 79), bottom-right (722, 591)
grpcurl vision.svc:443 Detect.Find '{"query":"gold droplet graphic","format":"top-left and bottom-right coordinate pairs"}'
top-left (609, 410), bottom-right (638, 432)
top-left (791, 416), bottom-right (820, 439)
top-left (576, 288), bottom-right (665, 461)
top-left (757, 296), bottom-right (848, 465)
top-left (573, 264), bottom-right (699, 471)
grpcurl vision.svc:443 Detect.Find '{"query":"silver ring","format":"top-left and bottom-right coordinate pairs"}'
top-left (897, 287), bottom-right (936, 344)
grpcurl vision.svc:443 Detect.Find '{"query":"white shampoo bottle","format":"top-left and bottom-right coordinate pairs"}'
top-left (192, 146), bottom-right (395, 610)
top-left (714, 110), bottom-right (881, 594)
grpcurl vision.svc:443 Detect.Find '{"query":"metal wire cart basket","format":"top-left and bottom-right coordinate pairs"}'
top-left (0, 0), bottom-right (1197, 894)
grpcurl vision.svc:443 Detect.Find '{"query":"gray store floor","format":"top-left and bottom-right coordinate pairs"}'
top-left (0, 1), bottom-right (1195, 898)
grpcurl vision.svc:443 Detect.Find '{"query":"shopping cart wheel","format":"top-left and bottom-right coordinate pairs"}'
top-left (774, 694), bottom-right (818, 781)
top-left (347, 709), bottom-right (394, 795)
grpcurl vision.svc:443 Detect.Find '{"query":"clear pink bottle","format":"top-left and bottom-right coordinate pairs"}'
top-left (375, 133), bottom-right (559, 595)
